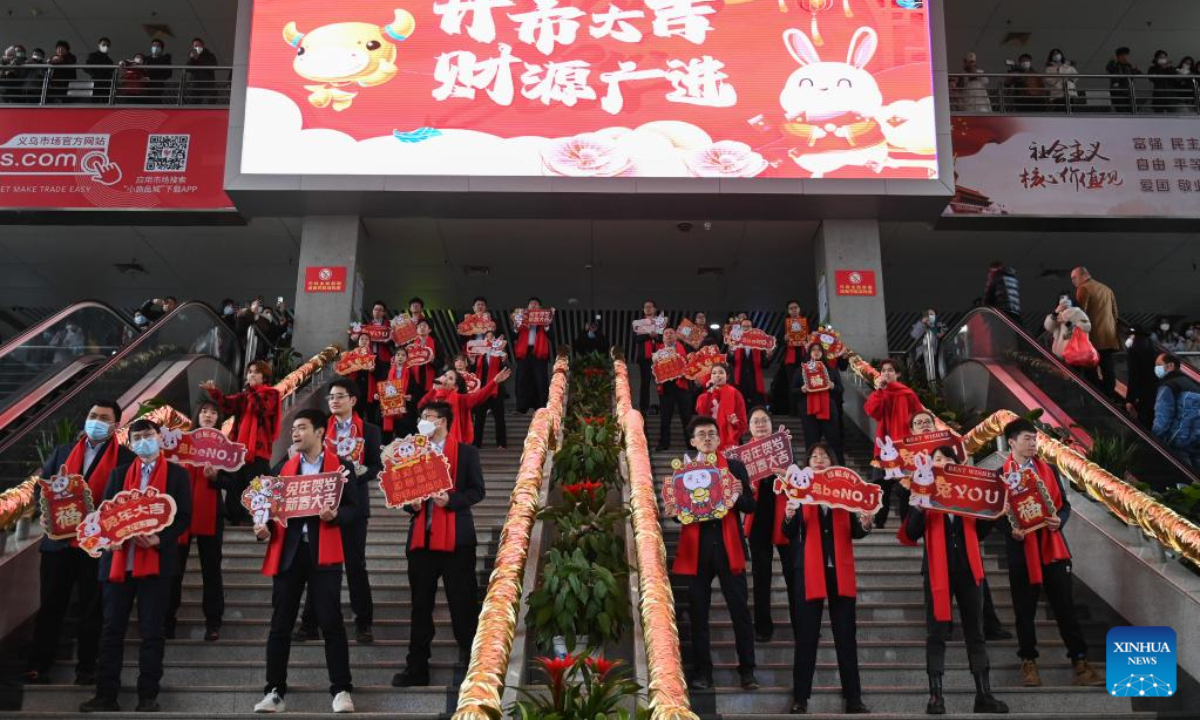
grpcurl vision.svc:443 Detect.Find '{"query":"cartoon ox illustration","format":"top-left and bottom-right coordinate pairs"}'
top-left (283, 9), bottom-right (416, 111)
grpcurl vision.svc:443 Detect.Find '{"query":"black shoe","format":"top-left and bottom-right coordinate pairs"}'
top-left (972, 670), bottom-right (1009, 714)
top-left (873, 514), bottom-right (887, 529)
top-left (926, 673), bottom-right (945, 715)
top-left (204, 626), bottom-right (221, 642)
top-left (356, 626), bottom-right (375, 644)
top-left (80, 696), bottom-right (120, 713)
top-left (756, 629), bottom-right (773, 643)
top-left (392, 668), bottom-right (430, 687)
top-left (789, 699), bottom-right (808, 714)
top-left (292, 625), bottom-right (319, 642)
top-left (688, 672), bottom-right (713, 691)
top-left (164, 620), bottom-right (176, 640)
top-left (846, 698), bottom-right (870, 714)
top-left (18, 670), bottom-right (50, 685)
top-left (74, 669), bottom-right (96, 686)
top-left (985, 627), bottom-right (1013, 640)
top-left (136, 698), bottom-right (161, 712)
top-left (740, 671), bottom-right (761, 690)
top-left (656, 444), bottom-right (670, 452)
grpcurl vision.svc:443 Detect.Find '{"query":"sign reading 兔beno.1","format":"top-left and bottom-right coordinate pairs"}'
top-left (241, 0), bottom-right (939, 180)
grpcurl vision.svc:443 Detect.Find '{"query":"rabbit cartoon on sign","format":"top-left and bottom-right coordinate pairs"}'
top-left (876, 436), bottom-right (905, 480)
top-left (909, 451), bottom-right (936, 508)
top-left (779, 26), bottom-right (891, 178)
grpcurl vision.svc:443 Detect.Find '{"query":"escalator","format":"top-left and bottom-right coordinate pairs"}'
top-left (0, 301), bottom-right (242, 491)
top-left (937, 307), bottom-right (1198, 490)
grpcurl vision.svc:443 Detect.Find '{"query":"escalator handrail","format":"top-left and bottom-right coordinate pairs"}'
top-left (0, 300), bottom-right (133, 360)
top-left (0, 301), bottom-right (237, 458)
top-left (0, 355), bottom-right (108, 430)
top-left (943, 306), bottom-right (1199, 485)
top-left (1118, 316), bottom-right (1200, 386)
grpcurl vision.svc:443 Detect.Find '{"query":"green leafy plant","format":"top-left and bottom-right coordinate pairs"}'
top-left (552, 422), bottom-right (622, 488)
top-left (540, 488), bottom-right (629, 570)
top-left (34, 417), bottom-right (79, 471)
top-left (1086, 431), bottom-right (1141, 481)
top-left (508, 655), bottom-right (641, 720)
top-left (526, 547), bottom-right (629, 652)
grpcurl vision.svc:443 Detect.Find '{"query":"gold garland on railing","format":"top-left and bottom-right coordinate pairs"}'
top-left (274, 345), bottom-right (341, 398)
top-left (453, 354), bottom-right (570, 720)
top-left (613, 358), bottom-right (698, 720)
top-left (0, 478), bottom-right (36, 531)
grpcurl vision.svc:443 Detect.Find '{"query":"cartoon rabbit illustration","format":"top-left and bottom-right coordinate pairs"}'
top-left (159, 427), bottom-right (183, 451)
top-left (1002, 470), bottom-right (1025, 493)
top-left (909, 451), bottom-right (936, 509)
top-left (876, 436), bottom-right (905, 480)
top-left (779, 26), bottom-right (891, 178)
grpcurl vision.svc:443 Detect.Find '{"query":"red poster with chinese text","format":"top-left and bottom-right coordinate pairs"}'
top-left (661, 454), bottom-right (739, 525)
top-left (304, 266), bottom-right (347, 293)
top-left (651, 347), bottom-right (687, 384)
top-left (358, 323), bottom-right (392, 343)
top-left (76, 487), bottom-right (178, 558)
top-left (336, 346), bottom-right (377, 375)
top-left (406, 343), bottom-right (435, 367)
top-left (391, 316), bottom-right (420, 346)
top-left (683, 344), bottom-right (723, 381)
top-left (801, 360), bottom-right (831, 392)
top-left (898, 429), bottom-right (965, 470)
top-left (378, 434), bottom-right (455, 508)
top-left (378, 379), bottom-right (409, 417)
top-left (728, 326), bottom-right (777, 353)
top-left (160, 427), bottom-right (248, 472)
top-left (37, 470), bottom-right (94, 540)
top-left (513, 307), bottom-right (555, 327)
top-left (241, 472), bottom-right (347, 527)
top-left (774, 465), bottom-right (882, 515)
top-left (458, 313), bottom-right (497, 336)
top-left (676, 318), bottom-right (704, 350)
top-left (835, 270), bottom-right (877, 296)
top-left (1004, 467), bottom-right (1057, 533)
top-left (722, 427), bottom-right (793, 486)
top-left (908, 463), bottom-right (1006, 520)
top-left (785, 317), bottom-right (810, 347)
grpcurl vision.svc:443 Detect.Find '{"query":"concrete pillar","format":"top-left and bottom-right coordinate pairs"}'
top-left (291, 216), bottom-right (365, 358)
top-left (814, 219), bottom-right (888, 361)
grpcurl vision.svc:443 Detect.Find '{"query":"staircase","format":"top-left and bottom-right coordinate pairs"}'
top-left (650, 411), bottom-right (1147, 719)
top-left (11, 411), bottom-right (532, 717)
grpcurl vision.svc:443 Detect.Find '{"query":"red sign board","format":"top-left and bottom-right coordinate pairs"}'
top-left (160, 427), bottom-right (248, 472)
top-left (812, 326), bottom-right (846, 359)
top-left (358, 323), bottom-right (392, 343)
top-left (305, 266), bottom-right (347, 293)
top-left (801, 361), bottom-right (831, 392)
top-left (898, 430), bottom-right (965, 470)
top-left (683, 344), bottom-right (724, 381)
top-left (405, 343), bottom-right (435, 367)
top-left (378, 434), bottom-right (455, 508)
top-left (0, 108), bottom-right (233, 211)
top-left (336, 346), bottom-right (376, 375)
top-left (37, 470), bottom-right (94, 540)
top-left (785, 317), bottom-right (810, 347)
top-left (513, 308), bottom-right (555, 327)
top-left (77, 487), bottom-right (179, 558)
top-left (458, 313), bottom-right (497, 336)
top-left (378, 379), bottom-right (409, 417)
top-left (391, 316), bottom-right (420, 346)
top-left (1003, 467), bottom-right (1058, 533)
top-left (835, 270), bottom-right (877, 296)
top-left (676, 318), bottom-right (705, 350)
top-left (728, 326), bottom-right (777, 353)
top-left (651, 347), bottom-right (687, 385)
top-left (661, 455), bottom-right (740, 525)
top-left (241, 472), bottom-right (347, 527)
top-left (632, 317), bottom-right (666, 336)
top-left (723, 427), bottom-right (793, 486)
top-left (906, 462), bottom-right (1006, 520)
top-left (775, 465), bottom-right (882, 515)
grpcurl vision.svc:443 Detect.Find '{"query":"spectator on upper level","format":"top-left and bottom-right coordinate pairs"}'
top-left (84, 37), bottom-right (115, 98)
top-left (1151, 317), bottom-right (1183, 350)
top-left (1180, 322), bottom-right (1200, 353)
top-left (0, 46), bottom-right (25, 102)
top-left (185, 37), bottom-right (218, 103)
top-left (1147, 50), bottom-right (1176, 112)
top-left (1176, 56), bottom-right (1195, 105)
top-left (1105, 46), bottom-right (1140, 113)
top-left (573, 319), bottom-right (609, 356)
top-left (24, 48), bottom-right (47, 101)
top-left (1043, 48), bottom-right (1079, 109)
top-left (909, 308), bottom-right (948, 368)
top-left (140, 296), bottom-right (179, 323)
top-left (47, 40), bottom-right (76, 102)
top-left (119, 53), bottom-right (148, 101)
top-left (145, 39), bottom-right (172, 99)
top-left (951, 53), bottom-right (991, 112)
top-left (982, 261), bottom-right (1021, 323)
top-left (1152, 353), bottom-right (1200, 470)
top-left (1071, 266), bottom-right (1120, 399)
top-left (1003, 53), bottom-right (1045, 111)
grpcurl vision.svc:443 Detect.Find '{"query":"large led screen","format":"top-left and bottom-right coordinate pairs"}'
top-left (241, 0), bottom-right (938, 179)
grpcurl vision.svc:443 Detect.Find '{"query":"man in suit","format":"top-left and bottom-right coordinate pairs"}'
top-left (634, 299), bottom-right (662, 416)
top-left (21, 400), bottom-right (135, 687)
top-left (80, 419), bottom-right (192, 713)
top-left (295, 378), bottom-right (384, 643)
top-left (655, 326), bottom-right (693, 451)
top-left (253, 409), bottom-right (358, 714)
top-left (464, 297), bottom-right (508, 449)
top-left (512, 296), bottom-right (554, 414)
top-left (392, 401), bottom-right (486, 687)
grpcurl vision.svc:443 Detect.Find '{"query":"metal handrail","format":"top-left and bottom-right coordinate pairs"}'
top-left (0, 63), bottom-right (232, 107)
top-left (0, 300), bottom-right (130, 361)
top-left (948, 71), bottom-right (1200, 115)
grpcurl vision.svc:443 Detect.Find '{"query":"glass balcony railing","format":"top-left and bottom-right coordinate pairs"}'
top-left (949, 72), bottom-right (1200, 115)
top-left (0, 63), bottom-right (231, 106)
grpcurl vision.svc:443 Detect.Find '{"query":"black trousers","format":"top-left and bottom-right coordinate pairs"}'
top-left (302, 518), bottom-right (373, 630)
top-left (28, 549), bottom-right (102, 675)
top-left (167, 531), bottom-right (225, 630)
top-left (227, 458), bottom-right (271, 524)
top-left (982, 578), bottom-right (1004, 634)
top-left (266, 549), bottom-right (352, 696)
top-left (873, 468), bottom-right (909, 527)
top-left (800, 411), bottom-right (844, 465)
top-left (750, 540), bottom-right (794, 637)
top-left (923, 568), bottom-right (989, 675)
top-left (406, 546), bottom-right (480, 672)
top-left (658, 384), bottom-right (693, 449)
top-left (1009, 559), bottom-right (1088, 661)
top-left (96, 575), bottom-right (170, 701)
top-left (515, 355), bottom-right (550, 413)
top-left (637, 362), bottom-right (655, 415)
top-left (472, 395), bottom-right (507, 448)
top-left (682, 555), bottom-right (756, 675)
top-left (792, 567), bottom-right (861, 701)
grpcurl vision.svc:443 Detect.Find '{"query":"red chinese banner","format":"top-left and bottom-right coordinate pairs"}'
top-left (728, 326), bottom-right (777, 353)
top-left (722, 427), bottom-right (793, 486)
top-left (241, 2), bottom-right (938, 180)
top-left (391, 316), bottom-right (420, 346)
top-left (801, 360), bottom-right (831, 392)
top-left (512, 307), bottom-right (555, 327)
top-left (898, 429), bottom-right (965, 470)
top-left (458, 313), bottom-right (497, 336)
top-left (785, 317), bottom-right (810, 347)
top-left (37, 470), bottom-right (94, 540)
top-left (326, 435), bottom-right (365, 465)
top-left (0, 108), bottom-right (233, 211)
top-left (632, 316), bottom-right (667, 336)
top-left (406, 343), bottom-right (435, 367)
top-left (378, 379), bottom-right (409, 417)
top-left (1003, 467), bottom-right (1058, 533)
top-left (811, 326), bottom-right (845, 359)
top-left (378, 434), bottom-right (455, 508)
top-left (467, 336), bottom-right (507, 357)
top-left (160, 427), bottom-right (248, 472)
top-left (835, 269), bottom-right (877, 296)
top-left (775, 465), bottom-right (882, 515)
top-left (683, 344), bottom-right (724, 381)
top-left (336, 346), bottom-right (376, 375)
top-left (676, 318), bottom-right (704, 349)
top-left (661, 454), bottom-right (739, 525)
top-left (356, 323), bottom-right (392, 343)
top-left (77, 487), bottom-right (179, 558)
top-left (907, 462), bottom-right (1006, 520)
top-left (241, 472), bottom-right (347, 527)
top-left (304, 266), bottom-right (347, 293)
top-left (651, 347), bottom-right (687, 384)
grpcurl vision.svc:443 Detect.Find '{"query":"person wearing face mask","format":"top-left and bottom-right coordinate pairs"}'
top-left (81, 418), bottom-right (192, 713)
top-left (951, 53), bottom-right (991, 112)
top-left (1003, 53), bottom-right (1045, 111)
top-left (1150, 316), bottom-right (1182, 350)
top-left (909, 307), bottom-right (948, 373)
top-left (573, 319), bottom-right (609, 355)
top-left (145, 39), bottom-right (172, 100)
top-left (1043, 292), bottom-right (1091, 362)
top-left (418, 364), bottom-right (512, 445)
top-left (392, 402), bottom-right (486, 687)
top-left (218, 298), bottom-right (238, 329)
top-left (47, 40), bottom-right (77, 103)
top-left (84, 37), bottom-right (114, 97)
top-left (184, 37), bottom-right (218, 103)
top-left (23, 48), bottom-right (48, 102)
top-left (1175, 56), bottom-right (1196, 105)
top-left (201, 361), bottom-right (281, 524)
top-left (1124, 328), bottom-right (1160, 429)
top-left (1151, 353), bottom-right (1200, 470)
top-left (1148, 50), bottom-right (1175, 112)
top-left (20, 401), bottom-right (135, 687)
top-left (1042, 48), bottom-right (1078, 109)
top-left (1106, 46), bottom-right (1140, 113)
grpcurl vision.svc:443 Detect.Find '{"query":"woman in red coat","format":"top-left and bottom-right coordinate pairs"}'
top-left (201, 360), bottom-right (281, 524)
top-left (862, 358), bottom-right (922, 528)
top-left (419, 365), bottom-right (512, 445)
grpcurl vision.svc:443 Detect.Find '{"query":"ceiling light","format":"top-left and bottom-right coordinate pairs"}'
top-left (709, 324), bottom-right (720, 330)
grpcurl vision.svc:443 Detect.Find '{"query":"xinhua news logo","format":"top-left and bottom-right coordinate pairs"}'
top-left (1106, 626), bottom-right (1176, 697)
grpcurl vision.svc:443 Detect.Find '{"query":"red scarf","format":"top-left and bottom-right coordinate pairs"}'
top-left (409, 439), bottom-right (459, 552)
top-left (108, 459), bottom-right (169, 582)
top-left (406, 337), bottom-right (437, 389)
top-left (696, 384), bottom-right (746, 449)
top-left (514, 326), bottom-right (551, 360)
top-left (1003, 456), bottom-right (1071, 585)
top-left (656, 341), bottom-right (689, 391)
top-left (925, 512), bottom-right (984, 622)
top-left (802, 505), bottom-right (857, 600)
top-left (804, 361), bottom-right (832, 420)
top-left (642, 336), bottom-right (657, 361)
top-left (261, 451), bottom-right (345, 576)
top-left (65, 436), bottom-right (121, 507)
top-left (474, 352), bottom-right (501, 381)
top-left (672, 455), bottom-right (747, 576)
top-left (733, 348), bottom-right (765, 394)
top-left (180, 464), bottom-right (219, 542)
top-left (326, 412), bottom-right (364, 457)
top-left (383, 360), bottom-right (411, 433)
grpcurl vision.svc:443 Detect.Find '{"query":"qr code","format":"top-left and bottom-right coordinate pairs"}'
top-left (144, 134), bottom-right (190, 172)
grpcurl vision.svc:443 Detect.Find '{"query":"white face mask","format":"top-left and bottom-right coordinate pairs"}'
top-left (1161, 323), bottom-right (1171, 332)
top-left (1052, 53), bottom-right (1063, 63)
top-left (1019, 61), bottom-right (1032, 70)
top-left (1125, 336), bottom-right (1134, 349)
top-left (417, 419), bottom-right (438, 436)
top-left (99, 44), bottom-right (109, 53)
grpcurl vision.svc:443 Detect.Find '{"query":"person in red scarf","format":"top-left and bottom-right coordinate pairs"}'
top-left (81, 419), bottom-right (191, 713)
top-left (743, 408), bottom-right (794, 642)
top-left (512, 296), bottom-right (554, 414)
top-left (863, 359), bottom-right (923, 529)
top-left (379, 344), bottom-right (414, 439)
top-left (670, 416), bottom-right (758, 691)
top-left (252, 409), bottom-right (358, 714)
top-left (781, 442), bottom-right (872, 715)
top-left (1001, 419), bottom-right (1103, 688)
top-left (905, 446), bottom-right (1007, 715)
top-left (728, 317), bottom-right (772, 408)
top-left (349, 300), bottom-right (395, 421)
top-left (418, 365), bottom-right (512, 446)
top-left (634, 299), bottom-right (663, 416)
top-left (797, 342), bottom-right (845, 464)
top-left (655, 326), bottom-right (693, 451)
top-left (392, 401), bottom-right (486, 687)
top-left (771, 301), bottom-right (808, 414)
top-left (694, 363), bottom-right (747, 450)
top-left (165, 401), bottom-right (230, 643)
top-left (463, 297), bottom-right (508, 449)
top-left (21, 400), bottom-right (134, 687)
top-left (407, 319), bottom-right (438, 419)
top-left (202, 360), bottom-right (281, 524)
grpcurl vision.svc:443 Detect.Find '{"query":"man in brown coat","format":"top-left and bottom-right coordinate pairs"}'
top-left (1072, 266), bottom-right (1120, 399)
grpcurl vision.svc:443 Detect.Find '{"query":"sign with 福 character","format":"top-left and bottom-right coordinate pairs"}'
top-left (722, 427), bottom-right (793, 486)
top-left (1003, 467), bottom-right (1058, 533)
top-left (801, 360), bottom-right (831, 392)
top-left (377, 434), bottom-right (455, 508)
top-left (76, 487), bottom-right (178, 558)
top-left (37, 469), bottom-right (94, 540)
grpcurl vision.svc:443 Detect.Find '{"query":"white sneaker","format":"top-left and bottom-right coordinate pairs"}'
top-left (254, 689), bottom-right (285, 713)
top-left (332, 691), bottom-right (354, 713)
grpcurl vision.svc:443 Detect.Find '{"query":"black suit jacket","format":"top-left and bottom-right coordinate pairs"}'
top-left (331, 417), bottom-right (382, 520)
top-left (782, 503), bottom-right (869, 591)
top-left (905, 508), bottom-right (994, 577)
top-left (405, 441), bottom-right (485, 551)
top-left (97, 460), bottom-right (192, 580)
top-left (689, 458), bottom-right (755, 563)
top-left (269, 455), bottom-right (359, 573)
top-left (37, 438), bottom-right (136, 553)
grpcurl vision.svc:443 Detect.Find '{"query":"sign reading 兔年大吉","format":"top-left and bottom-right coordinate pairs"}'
top-left (241, 0), bottom-right (938, 179)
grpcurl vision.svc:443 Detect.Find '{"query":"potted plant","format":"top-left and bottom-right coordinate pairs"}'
top-left (509, 655), bottom-right (641, 720)
top-left (526, 547), bottom-right (629, 656)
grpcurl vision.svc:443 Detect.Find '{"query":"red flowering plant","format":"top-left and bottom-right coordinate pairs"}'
top-left (508, 655), bottom-right (641, 720)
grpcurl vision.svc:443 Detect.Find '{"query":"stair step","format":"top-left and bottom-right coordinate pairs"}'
top-left (681, 687), bottom-right (1130, 715)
